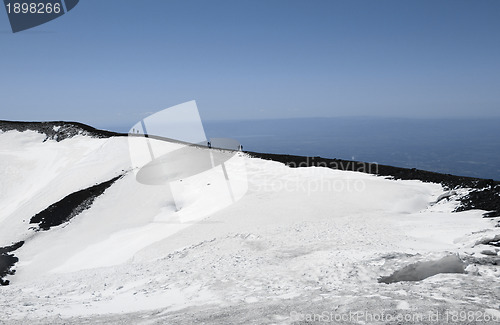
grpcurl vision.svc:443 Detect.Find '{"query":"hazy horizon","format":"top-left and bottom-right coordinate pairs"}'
top-left (66, 116), bottom-right (500, 181)
top-left (1, 0), bottom-right (499, 126)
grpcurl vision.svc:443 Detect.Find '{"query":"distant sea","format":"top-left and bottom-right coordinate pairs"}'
top-left (109, 117), bottom-right (500, 181)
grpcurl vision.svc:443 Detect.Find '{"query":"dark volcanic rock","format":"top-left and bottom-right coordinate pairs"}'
top-left (30, 175), bottom-right (123, 230)
top-left (0, 121), bottom-right (127, 285)
top-left (456, 185), bottom-right (500, 218)
top-left (0, 241), bottom-right (24, 254)
top-left (0, 120), bottom-right (126, 142)
top-left (247, 151), bottom-right (500, 218)
top-left (0, 254), bottom-right (18, 286)
top-left (0, 241), bottom-right (24, 286)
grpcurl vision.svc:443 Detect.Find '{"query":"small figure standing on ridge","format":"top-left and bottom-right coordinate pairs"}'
top-left (207, 141), bottom-right (211, 148)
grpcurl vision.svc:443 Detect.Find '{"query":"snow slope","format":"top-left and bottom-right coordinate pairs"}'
top-left (1, 129), bottom-right (500, 324)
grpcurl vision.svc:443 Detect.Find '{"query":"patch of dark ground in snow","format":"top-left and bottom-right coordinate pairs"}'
top-left (0, 241), bottom-right (24, 286)
top-left (0, 120), bottom-right (126, 142)
top-left (247, 151), bottom-right (500, 218)
top-left (2, 120), bottom-right (498, 217)
top-left (456, 185), bottom-right (500, 218)
top-left (3, 120), bottom-right (498, 217)
top-left (1, 176), bottom-right (123, 286)
top-left (30, 175), bottom-right (123, 231)
top-left (1, 175), bottom-right (124, 285)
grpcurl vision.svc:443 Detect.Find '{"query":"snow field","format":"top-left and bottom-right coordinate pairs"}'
top-left (1, 130), bottom-right (499, 323)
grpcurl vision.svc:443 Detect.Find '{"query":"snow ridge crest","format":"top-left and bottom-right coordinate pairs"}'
top-left (0, 120), bottom-right (125, 142)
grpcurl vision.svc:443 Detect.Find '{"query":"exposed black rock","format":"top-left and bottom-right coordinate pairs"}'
top-left (247, 151), bottom-right (500, 218)
top-left (2, 121), bottom-right (499, 287)
top-left (0, 241), bottom-right (24, 286)
top-left (0, 120), bottom-right (126, 142)
top-left (0, 122), bottom-right (127, 285)
top-left (0, 241), bottom-right (24, 254)
top-left (456, 185), bottom-right (500, 218)
top-left (30, 175), bottom-right (123, 231)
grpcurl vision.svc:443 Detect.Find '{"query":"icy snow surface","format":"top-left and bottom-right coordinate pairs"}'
top-left (1, 130), bottom-right (499, 324)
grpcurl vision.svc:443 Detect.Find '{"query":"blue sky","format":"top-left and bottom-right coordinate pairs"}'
top-left (0, 0), bottom-right (499, 129)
